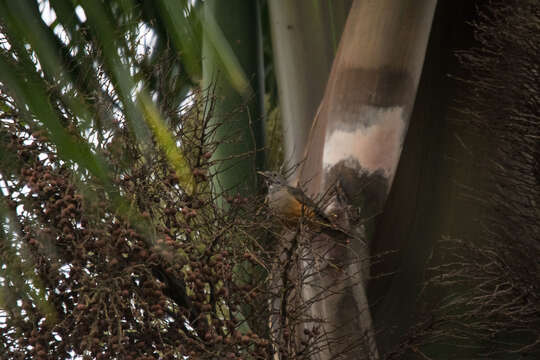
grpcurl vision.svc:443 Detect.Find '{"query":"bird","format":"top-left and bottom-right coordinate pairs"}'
top-left (258, 171), bottom-right (365, 244)
top-left (258, 171), bottom-right (324, 220)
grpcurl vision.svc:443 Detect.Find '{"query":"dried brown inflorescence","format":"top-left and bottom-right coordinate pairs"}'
top-left (389, 1), bottom-right (539, 358)
top-left (0, 92), bottom-right (282, 359)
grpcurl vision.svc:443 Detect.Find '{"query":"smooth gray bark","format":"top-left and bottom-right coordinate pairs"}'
top-left (268, 0), bottom-right (351, 180)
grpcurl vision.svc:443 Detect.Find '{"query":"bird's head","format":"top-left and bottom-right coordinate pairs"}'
top-left (257, 171), bottom-right (287, 188)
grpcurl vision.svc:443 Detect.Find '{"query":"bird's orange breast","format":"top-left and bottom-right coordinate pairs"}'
top-left (267, 187), bottom-right (315, 219)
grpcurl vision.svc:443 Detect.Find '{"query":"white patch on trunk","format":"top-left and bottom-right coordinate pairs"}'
top-left (323, 105), bottom-right (406, 180)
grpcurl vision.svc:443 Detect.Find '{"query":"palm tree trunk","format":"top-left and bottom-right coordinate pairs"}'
top-left (299, 1), bottom-right (437, 359)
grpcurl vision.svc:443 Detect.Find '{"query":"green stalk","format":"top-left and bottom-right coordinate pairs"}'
top-left (202, 0), bottom-right (265, 207)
